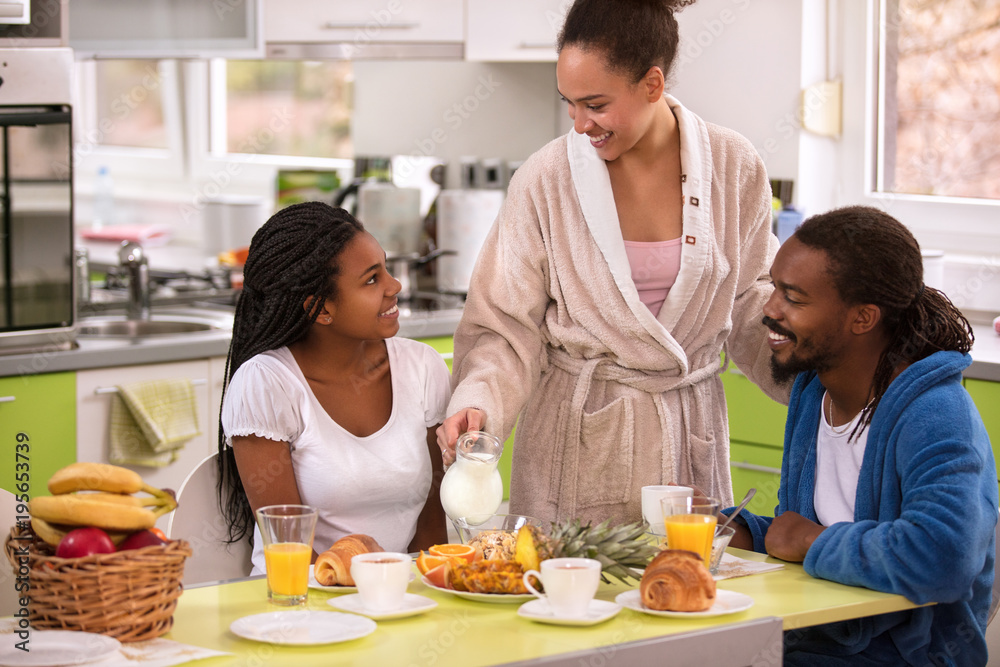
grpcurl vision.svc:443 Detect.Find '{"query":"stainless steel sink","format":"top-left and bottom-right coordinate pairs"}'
top-left (76, 310), bottom-right (234, 338)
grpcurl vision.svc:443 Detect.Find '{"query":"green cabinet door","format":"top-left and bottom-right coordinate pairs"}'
top-left (965, 378), bottom-right (1000, 493)
top-left (0, 372), bottom-right (77, 499)
top-left (729, 441), bottom-right (783, 517)
top-left (720, 369), bottom-right (788, 449)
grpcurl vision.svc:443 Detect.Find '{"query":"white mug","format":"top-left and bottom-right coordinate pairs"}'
top-left (641, 485), bottom-right (693, 536)
top-left (522, 557), bottom-right (602, 618)
top-left (351, 552), bottom-right (412, 612)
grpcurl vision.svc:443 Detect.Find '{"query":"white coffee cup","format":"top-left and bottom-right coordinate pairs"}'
top-left (641, 485), bottom-right (693, 536)
top-left (522, 557), bottom-right (602, 618)
top-left (350, 552), bottom-right (412, 612)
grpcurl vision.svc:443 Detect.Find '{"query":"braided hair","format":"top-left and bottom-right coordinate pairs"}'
top-left (557, 0), bottom-right (698, 83)
top-left (794, 205), bottom-right (973, 439)
top-left (217, 201), bottom-right (364, 543)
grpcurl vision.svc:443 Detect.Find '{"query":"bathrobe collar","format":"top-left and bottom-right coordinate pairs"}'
top-left (566, 95), bottom-right (713, 370)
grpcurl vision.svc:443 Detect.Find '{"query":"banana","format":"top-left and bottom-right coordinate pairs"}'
top-left (30, 495), bottom-right (157, 532)
top-left (45, 462), bottom-right (178, 518)
top-left (71, 492), bottom-right (161, 508)
top-left (48, 462), bottom-right (144, 495)
top-left (30, 517), bottom-right (128, 547)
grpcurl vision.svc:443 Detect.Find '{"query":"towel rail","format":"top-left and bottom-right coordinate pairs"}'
top-left (94, 379), bottom-right (208, 395)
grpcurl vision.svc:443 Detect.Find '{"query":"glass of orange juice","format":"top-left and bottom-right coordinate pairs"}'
top-left (661, 496), bottom-right (720, 568)
top-left (256, 504), bottom-right (318, 606)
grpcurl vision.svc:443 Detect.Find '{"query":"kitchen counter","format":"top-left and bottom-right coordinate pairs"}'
top-left (0, 306), bottom-right (463, 378)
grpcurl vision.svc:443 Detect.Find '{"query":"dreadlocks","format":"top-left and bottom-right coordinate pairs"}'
top-left (217, 202), bottom-right (364, 544)
top-left (794, 205), bottom-right (974, 439)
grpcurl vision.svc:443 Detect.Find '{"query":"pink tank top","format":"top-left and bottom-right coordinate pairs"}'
top-left (623, 238), bottom-right (683, 317)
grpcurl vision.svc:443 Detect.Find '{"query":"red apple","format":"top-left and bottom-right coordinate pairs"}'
top-left (117, 529), bottom-right (168, 551)
top-left (56, 527), bottom-right (116, 558)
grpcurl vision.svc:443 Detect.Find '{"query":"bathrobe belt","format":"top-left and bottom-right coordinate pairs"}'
top-left (545, 347), bottom-right (725, 517)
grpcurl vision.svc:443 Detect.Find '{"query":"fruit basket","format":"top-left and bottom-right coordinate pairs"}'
top-left (4, 524), bottom-right (191, 642)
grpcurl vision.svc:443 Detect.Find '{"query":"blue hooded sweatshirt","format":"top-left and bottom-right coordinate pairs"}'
top-left (733, 351), bottom-right (997, 666)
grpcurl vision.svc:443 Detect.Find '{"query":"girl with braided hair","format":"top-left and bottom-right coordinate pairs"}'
top-left (218, 201), bottom-right (450, 574)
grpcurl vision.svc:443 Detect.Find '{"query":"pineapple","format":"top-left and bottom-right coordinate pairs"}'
top-left (516, 519), bottom-right (658, 584)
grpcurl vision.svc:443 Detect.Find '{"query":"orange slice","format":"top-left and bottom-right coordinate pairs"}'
top-left (428, 543), bottom-right (476, 564)
top-left (415, 551), bottom-right (452, 575)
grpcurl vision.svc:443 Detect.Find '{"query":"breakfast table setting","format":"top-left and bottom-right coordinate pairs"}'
top-left (4, 462), bottom-right (932, 667)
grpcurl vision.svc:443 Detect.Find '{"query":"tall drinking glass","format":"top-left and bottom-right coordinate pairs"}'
top-left (660, 496), bottom-right (720, 568)
top-left (256, 504), bottom-right (318, 606)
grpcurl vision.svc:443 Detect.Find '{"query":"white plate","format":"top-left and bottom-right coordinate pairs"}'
top-left (328, 593), bottom-right (438, 620)
top-left (0, 630), bottom-right (121, 667)
top-left (517, 598), bottom-right (622, 626)
top-left (615, 589), bottom-right (754, 618)
top-left (421, 575), bottom-right (535, 604)
top-left (229, 610), bottom-right (376, 645)
top-left (308, 565), bottom-right (415, 593)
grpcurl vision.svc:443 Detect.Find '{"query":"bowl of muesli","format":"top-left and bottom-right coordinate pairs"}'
top-left (452, 514), bottom-right (540, 560)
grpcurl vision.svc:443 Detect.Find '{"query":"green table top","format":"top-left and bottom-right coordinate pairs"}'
top-left (165, 548), bottom-right (926, 666)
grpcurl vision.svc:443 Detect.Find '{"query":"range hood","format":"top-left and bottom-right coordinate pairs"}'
top-left (266, 41), bottom-right (463, 61)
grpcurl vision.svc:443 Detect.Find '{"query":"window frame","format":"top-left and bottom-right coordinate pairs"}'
top-left (839, 0), bottom-right (1000, 258)
top-left (72, 59), bottom-right (186, 183)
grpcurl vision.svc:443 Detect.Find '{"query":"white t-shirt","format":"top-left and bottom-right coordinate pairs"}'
top-left (221, 337), bottom-right (451, 574)
top-left (813, 391), bottom-right (870, 527)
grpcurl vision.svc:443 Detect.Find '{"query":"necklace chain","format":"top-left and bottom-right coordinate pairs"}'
top-left (826, 392), bottom-right (875, 436)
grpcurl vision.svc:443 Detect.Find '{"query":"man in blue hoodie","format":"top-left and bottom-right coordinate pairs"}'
top-left (728, 206), bottom-right (997, 666)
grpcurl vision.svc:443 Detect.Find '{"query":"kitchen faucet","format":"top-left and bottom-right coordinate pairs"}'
top-left (118, 241), bottom-right (150, 320)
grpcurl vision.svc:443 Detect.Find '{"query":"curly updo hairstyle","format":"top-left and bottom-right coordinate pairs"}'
top-left (794, 205), bottom-right (973, 438)
top-left (217, 201), bottom-right (365, 544)
top-left (557, 0), bottom-right (698, 83)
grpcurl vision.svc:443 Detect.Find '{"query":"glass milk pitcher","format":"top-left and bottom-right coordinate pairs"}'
top-left (439, 431), bottom-right (504, 525)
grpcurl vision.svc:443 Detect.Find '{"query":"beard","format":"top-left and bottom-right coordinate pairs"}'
top-left (763, 316), bottom-right (837, 384)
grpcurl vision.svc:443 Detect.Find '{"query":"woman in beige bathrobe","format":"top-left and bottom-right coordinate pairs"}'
top-left (438, 0), bottom-right (789, 525)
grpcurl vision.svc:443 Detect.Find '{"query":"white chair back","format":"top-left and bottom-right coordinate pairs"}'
top-left (166, 453), bottom-right (252, 586)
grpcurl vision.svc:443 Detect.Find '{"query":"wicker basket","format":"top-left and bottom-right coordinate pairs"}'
top-left (5, 525), bottom-right (191, 642)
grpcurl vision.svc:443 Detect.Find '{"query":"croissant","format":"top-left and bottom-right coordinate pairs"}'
top-left (639, 549), bottom-right (716, 612)
top-left (314, 534), bottom-right (384, 586)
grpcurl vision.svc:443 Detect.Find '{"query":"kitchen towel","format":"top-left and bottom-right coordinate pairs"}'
top-left (109, 379), bottom-right (201, 467)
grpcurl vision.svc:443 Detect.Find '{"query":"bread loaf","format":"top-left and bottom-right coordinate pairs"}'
top-left (314, 534), bottom-right (384, 586)
top-left (639, 549), bottom-right (716, 612)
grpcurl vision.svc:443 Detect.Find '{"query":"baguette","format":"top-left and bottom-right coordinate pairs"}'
top-left (639, 549), bottom-right (716, 612)
top-left (314, 534), bottom-right (384, 586)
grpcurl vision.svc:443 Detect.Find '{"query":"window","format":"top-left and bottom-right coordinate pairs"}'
top-left (878, 0), bottom-right (1000, 201)
top-left (210, 60), bottom-right (354, 160)
top-left (93, 60), bottom-right (169, 150)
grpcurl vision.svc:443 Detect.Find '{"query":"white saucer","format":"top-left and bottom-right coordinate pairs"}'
top-left (615, 588), bottom-right (754, 618)
top-left (0, 630), bottom-right (121, 667)
top-left (517, 598), bottom-right (622, 626)
top-left (328, 593), bottom-right (438, 620)
top-left (230, 610), bottom-right (376, 645)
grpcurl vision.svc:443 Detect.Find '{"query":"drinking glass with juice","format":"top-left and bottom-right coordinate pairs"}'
top-left (256, 505), bottom-right (318, 606)
top-left (264, 542), bottom-right (312, 598)
top-left (661, 496), bottom-right (720, 568)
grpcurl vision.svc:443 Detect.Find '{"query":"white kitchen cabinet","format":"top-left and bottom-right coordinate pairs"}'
top-left (69, 0), bottom-right (262, 59)
top-left (465, 0), bottom-right (569, 62)
top-left (76, 358), bottom-right (226, 529)
top-left (264, 0), bottom-right (463, 44)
